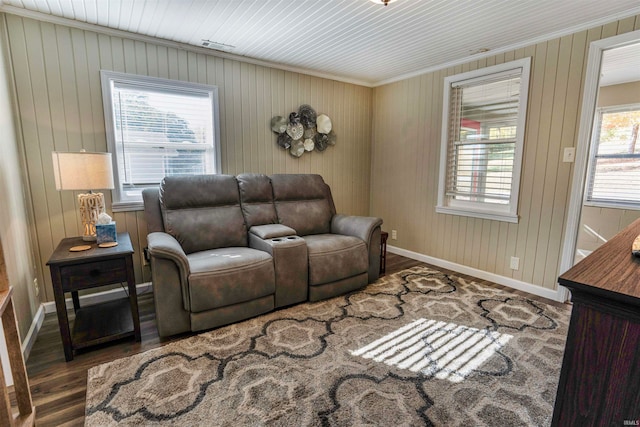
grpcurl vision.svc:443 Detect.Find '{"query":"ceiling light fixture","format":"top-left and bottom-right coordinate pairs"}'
top-left (370, 0), bottom-right (398, 5)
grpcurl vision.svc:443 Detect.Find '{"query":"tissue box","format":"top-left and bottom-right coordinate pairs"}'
top-left (96, 222), bottom-right (117, 244)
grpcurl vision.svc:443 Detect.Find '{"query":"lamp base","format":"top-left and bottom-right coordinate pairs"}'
top-left (78, 192), bottom-right (105, 241)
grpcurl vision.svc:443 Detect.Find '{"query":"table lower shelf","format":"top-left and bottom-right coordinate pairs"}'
top-left (71, 298), bottom-right (135, 350)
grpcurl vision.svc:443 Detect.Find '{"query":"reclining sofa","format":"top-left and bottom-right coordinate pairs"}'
top-left (142, 173), bottom-right (383, 337)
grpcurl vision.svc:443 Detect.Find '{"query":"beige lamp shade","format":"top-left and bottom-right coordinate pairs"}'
top-left (52, 151), bottom-right (115, 242)
top-left (51, 151), bottom-right (114, 191)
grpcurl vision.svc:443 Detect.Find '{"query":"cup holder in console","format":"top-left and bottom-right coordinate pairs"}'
top-left (271, 236), bottom-right (299, 243)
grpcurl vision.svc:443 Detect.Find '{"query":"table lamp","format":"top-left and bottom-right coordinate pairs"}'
top-left (52, 150), bottom-right (115, 242)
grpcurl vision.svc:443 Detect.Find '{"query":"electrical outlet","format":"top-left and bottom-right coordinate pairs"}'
top-left (510, 256), bottom-right (520, 270)
top-left (391, 230), bottom-right (397, 240)
top-left (33, 278), bottom-right (39, 297)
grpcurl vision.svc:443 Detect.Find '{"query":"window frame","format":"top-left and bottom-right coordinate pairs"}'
top-left (100, 70), bottom-right (221, 212)
top-left (584, 103), bottom-right (640, 210)
top-left (436, 58), bottom-right (531, 223)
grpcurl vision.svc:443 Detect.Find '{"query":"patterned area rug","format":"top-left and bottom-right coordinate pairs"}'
top-left (85, 266), bottom-right (571, 426)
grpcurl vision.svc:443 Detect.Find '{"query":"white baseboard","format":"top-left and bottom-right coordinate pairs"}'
top-left (20, 282), bottom-right (152, 362)
top-left (387, 245), bottom-right (566, 303)
top-left (21, 303), bottom-right (45, 360)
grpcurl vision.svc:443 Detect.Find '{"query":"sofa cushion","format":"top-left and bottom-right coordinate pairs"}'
top-left (160, 175), bottom-right (247, 254)
top-left (187, 247), bottom-right (275, 313)
top-left (271, 174), bottom-right (335, 236)
top-left (237, 173), bottom-right (278, 227)
top-left (303, 234), bottom-right (368, 286)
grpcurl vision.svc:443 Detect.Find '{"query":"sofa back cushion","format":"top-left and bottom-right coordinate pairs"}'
top-left (270, 174), bottom-right (335, 236)
top-left (237, 173), bottom-right (278, 228)
top-left (142, 187), bottom-right (165, 233)
top-left (159, 175), bottom-right (247, 254)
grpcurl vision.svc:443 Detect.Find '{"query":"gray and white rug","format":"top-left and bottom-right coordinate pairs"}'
top-left (85, 266), bottom-right (571, 426)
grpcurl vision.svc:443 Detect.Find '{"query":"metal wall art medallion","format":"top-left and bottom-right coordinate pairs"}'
top-left (270, 105), bottom-right (336, 157)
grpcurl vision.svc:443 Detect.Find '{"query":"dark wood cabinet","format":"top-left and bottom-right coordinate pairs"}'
top-left (47, 232), bottom-right (141, 361)
top-left (552, 218), bottom-right (640, 426)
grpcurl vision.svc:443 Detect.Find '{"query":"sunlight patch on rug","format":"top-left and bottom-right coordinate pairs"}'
top-left (351, 318), bottom-right (512, 382)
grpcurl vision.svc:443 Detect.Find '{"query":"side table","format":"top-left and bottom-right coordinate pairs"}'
top-left (380, 231), bottom-right (388, 275)
top-left (46, 232), bottom-right (141, 361)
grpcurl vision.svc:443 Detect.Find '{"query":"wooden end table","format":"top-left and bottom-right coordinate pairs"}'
top-left (380, 231), bottom-right (388, 275)
top-left (46, 232), bottom-right (141, 361)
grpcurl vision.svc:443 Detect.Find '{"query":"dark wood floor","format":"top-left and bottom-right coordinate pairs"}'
top-left (22, 253), bottom-right (566, 426)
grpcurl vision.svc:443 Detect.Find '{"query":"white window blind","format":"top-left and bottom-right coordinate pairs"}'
top-left (586, 105), bottom-right (640, 208)
top-left (437, 58), bottom-right (531, 223)
top-left (101, 71), bottom-right (220, 210)
top-left (446, 73), bottom-right (520, 204)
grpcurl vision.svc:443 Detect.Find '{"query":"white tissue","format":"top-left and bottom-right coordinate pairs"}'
top-left (97, 212), bottom-right (113, 225)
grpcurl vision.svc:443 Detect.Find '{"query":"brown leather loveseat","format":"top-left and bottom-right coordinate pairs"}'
top-left (143, 173), bottom-right (383, 337)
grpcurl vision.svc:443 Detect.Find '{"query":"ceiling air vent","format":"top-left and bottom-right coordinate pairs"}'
top-left (201, 40), bottom-right (235, 51)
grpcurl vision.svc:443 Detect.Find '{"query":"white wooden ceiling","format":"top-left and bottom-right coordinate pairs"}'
top-left (1, 0), bottom-right (639, 86)
top-left (600, 43), bottom-right (640, 87)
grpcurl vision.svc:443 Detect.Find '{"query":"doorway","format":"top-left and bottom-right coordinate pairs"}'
top-left (559, 29), bottom-right (640, 300)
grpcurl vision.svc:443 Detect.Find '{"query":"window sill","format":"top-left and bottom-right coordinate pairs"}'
top-left (112, 201), bottom-right (145, 212)
top-left (435, 206), bottom-right (519, 223)
top-left (583, 200), bottom-right (640, 211)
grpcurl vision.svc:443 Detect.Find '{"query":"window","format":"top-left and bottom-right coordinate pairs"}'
top-left (101, 71), bottom-right (221, 210)
top-left (585, 104), bottom-right (640, 209)
top-left (436, 58), bottom-right (531, 223)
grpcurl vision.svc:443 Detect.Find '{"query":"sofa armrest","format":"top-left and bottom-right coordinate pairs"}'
top-left (147, 232), bottom-right (191, 309)
top-left (331, 215), bottom-right (383, 246)
top-left (250, 224), bottom-right (296, 239)
top-left (331, 215), bottom-right (383, 283)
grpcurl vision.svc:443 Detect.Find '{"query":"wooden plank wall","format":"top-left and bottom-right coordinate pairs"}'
top-left (3, 14), bottom-right (373, 302)
top-left (0, 14), bottom-right (37, 339)
top-left (371, 15), bottom-right (640, 291)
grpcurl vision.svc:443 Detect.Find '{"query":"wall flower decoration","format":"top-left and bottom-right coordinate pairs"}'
top-left (316, 114), bottom-right (332, 134)
top-left (277, 133), bottom-right (293, 150)
top-left (290, 141), bottom-right (304, 157)
top-left (299, 104), bottom-right (317, 128)
top-left (271, 116), bottom-right (287, 134)
top-left (287, 122), bottom-right (304, 140)
top-left (270, 104), bottom-right (336, 157)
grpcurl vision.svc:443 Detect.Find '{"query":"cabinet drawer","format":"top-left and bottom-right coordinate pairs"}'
top-left (60, 258), bottom-right (128, 291)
